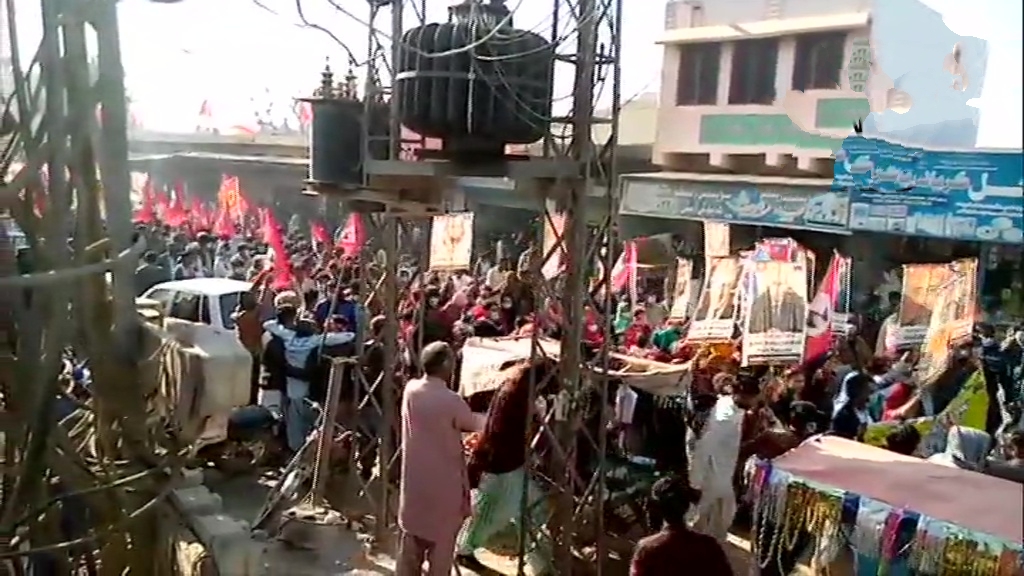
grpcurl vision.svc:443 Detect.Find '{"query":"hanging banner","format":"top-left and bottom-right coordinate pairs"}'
top-left (668, 258), bottom-right (693, 320)
top-left (895, 263), bottom-right (953, 347)
top-left (429, 212), bottom-right (474, 270)
top-left (687, 256), bottom-right (741, 342)
top-left (541, 207), bottom-right (566, 280)
top-left (916, 258), bottom-right (979, 384)
top-left (741, 256), bottom-right (810, 365)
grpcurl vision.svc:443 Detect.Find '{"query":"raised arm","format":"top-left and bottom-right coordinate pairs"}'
top-left (262, 319), bottom-right (295, 339)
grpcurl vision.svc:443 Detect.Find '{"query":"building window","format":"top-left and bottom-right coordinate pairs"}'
top-left (728, 38), bottom-right (778, 105)
top-left (792, 32), bottom-right (846, 91)
top-left (675, 43), bottom-right (721, 106)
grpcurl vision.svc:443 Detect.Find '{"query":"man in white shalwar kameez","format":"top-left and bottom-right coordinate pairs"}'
top-left (689, 377), bottom-right (761, 542)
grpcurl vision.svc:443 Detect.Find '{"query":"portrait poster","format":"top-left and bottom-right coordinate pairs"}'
top-left (687, 256), bottom-right (741, 342)
top-left (703, 221), bottom-right (731, 258)
top-left (541, 209), bottom-right (566, 280)
top-left (946, 258), bottom-right (978, 345)
top-left (741, 257), bottom-right (809, 366)
top-left (915, 259), bottom-right (978, 383)
top-left (668, 258), bottom-right (693, 320)
top-left (896, 263), bottom-right (953, 347)
top-left (428, 212), bottom-right (474, 270)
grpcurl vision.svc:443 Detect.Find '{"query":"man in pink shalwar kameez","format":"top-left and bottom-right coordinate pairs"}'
top-left (398, 342), bottom-right (484, 576)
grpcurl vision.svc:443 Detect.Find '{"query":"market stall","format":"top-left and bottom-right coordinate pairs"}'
top-left (750, 436), bottom-right (1023, 575)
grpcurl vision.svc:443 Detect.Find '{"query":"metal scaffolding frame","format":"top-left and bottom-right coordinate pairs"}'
top-left (1, 0), bottom-right (178, 572)
top-left (306, 0), bottom-right (625, 573)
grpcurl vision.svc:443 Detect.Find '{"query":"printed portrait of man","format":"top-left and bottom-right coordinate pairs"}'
top-left (693, 258), bottom-right (739, 321)
top-left (746, 262), bottom-right (807, 335)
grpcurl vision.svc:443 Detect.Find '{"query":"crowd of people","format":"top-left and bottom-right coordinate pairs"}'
top-left (131, 215), bottom-right (1024, 576)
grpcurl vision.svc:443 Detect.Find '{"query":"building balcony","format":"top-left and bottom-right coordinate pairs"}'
top-left (654, 90), bottom-right (869, 175)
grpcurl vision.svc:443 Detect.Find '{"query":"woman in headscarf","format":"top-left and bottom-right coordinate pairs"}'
top-left (926, 426), bottom-right (992, 470)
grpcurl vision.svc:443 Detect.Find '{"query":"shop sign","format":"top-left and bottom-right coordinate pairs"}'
top-left (619, 177), bottom-right (850, 233)
top-left (838, 137), bottom-right (1023, 244)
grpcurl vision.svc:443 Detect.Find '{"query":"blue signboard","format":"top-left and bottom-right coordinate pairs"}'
top-left (619, 178), bottom-right (850, 233)
top-left (836, 136), bottom-right (1024, 244)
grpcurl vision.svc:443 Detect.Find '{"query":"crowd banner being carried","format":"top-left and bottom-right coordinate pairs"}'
top-left (751, 237), bottom-right (799, 263)
top-left (916, 258), bottom-right (979, 384)
top-left (688, 255), bottom-right (741, 342)
top-left (804, 252), bottom-right (845, 362)
top-left (741, 256), bottom-right (810, 365)
top-left (429, 212), bottom-right (474, 270)
top-left (668, 258), bottom-right (693, 320)
top-left (863, 370), bottom-right (989, 457)
top-left (896, 263), bottom-right (953, 347)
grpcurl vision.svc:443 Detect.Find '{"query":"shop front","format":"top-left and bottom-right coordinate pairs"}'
top-left (840, 141), bottom-right (1024, 320)
top-left (617, 172), bottom-right (851, 278)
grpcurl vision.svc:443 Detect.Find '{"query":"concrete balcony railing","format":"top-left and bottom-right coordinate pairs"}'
top-left (654, 90), bottom-right (869, 171)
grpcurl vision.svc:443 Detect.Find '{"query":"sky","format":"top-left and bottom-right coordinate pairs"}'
top-left (9, 0), bottom-right (1023, 148)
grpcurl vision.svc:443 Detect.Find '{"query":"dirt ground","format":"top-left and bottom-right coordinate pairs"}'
top-left (203, 469), bottom-right (782, 576)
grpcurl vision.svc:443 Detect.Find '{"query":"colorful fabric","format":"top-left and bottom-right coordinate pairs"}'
top-left (456, 468), bottom-right (551, 574)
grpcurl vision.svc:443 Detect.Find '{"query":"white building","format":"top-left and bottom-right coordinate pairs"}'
top-left (618, 0), bottom-right (995, 286)
top-left (651, 0), bottom-right (987, 175)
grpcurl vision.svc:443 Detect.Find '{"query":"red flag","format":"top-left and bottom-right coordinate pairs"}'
top-left (153, 190), bottom-right (169, 220)
top-left (133, 177), bottom-right (157, 224)
top-left (213, 209), bottom-right (235, 239)
top-left (335, 213), bottom-right (365, 257)
top-left (310, 221), bottom-right (330, 250)
top-left (260, 209), bottom-right (295, 290)
top-left (298, 101), bottom-right (312, 131)
top-left (804, 253), bottom-right (843, 362)
top-left (164, 183), bottom-right (188, 228)
top-left (609, 240), bottom-right (639, 303)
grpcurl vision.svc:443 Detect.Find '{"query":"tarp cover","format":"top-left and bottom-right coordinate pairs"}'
top-left (459, 336), bottom-right (692, 397)
top-left (772, 436), bottom-right (1022, 545)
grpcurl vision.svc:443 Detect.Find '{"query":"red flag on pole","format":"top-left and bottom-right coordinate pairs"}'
top-left (335, 213), bottom-right (366, 257)
top-left (133, 177), bottom-right (157, 224)
top-left (804, 252), bottom-right (843, 362)
top-left (609, 240), bottom-right (639, 303)
top-left (310, 221), bottom-right (330, 250)
top-left (260, 209), bottom-right (295, 290)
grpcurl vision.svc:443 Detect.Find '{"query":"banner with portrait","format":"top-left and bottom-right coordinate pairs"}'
top-left (668, 258), bottom-right (693, 320)
top-left (429, 212), bottom-right (474, 270)
top-left (687, 256), bottom-right (742, 342)
top-left (740, 256), bottom-right (810, 365)
top-left (896, 263), bottom-right (953, 347)
top-left (916, 258), bottom-right (979, 384)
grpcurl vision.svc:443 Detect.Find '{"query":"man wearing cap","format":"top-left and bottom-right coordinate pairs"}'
top-left (397, 342), bottom-right (484, 576)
